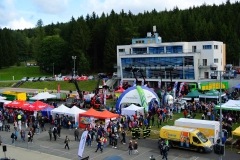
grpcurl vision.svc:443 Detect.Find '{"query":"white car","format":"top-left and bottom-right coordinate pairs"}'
top-left (28, 77), bottom-right (35, 82)
top-left (21, 77), bottom-right (29, 81)
top-left (88, 75), bottom-right (94, 80)
top-left (40, 76), bottom-right (47, 81)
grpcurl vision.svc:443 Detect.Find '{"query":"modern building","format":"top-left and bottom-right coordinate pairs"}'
top-left (115, 26), bottom-right (226, 88)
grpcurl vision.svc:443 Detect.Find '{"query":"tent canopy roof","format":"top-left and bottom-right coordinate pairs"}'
top-left (65, 106), bottom-right (86, 115)
top-left (184, 90), bottom-right (201, 98)
top-left (124, 104), bottom-right (144, 111)
top-left (52, 104), bottom-right (69, 113)
top-left (79, 108), bottom-right (118, 119)
top-left (199, 89), bottom-right (226, 98)
top-left (233, 84), bottom-right (240, 89)
top-left (215, 100), bottom-right (240, 111)
top-left (30, 92), bottom-right (57, 100)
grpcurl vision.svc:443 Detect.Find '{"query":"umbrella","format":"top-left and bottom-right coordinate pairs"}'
top-left (30, 92), bottom-right (57, 100)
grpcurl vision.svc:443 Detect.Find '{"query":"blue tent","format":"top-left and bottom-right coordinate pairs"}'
top-left (233, 84), bottom-right (240, 89)
top-left (41, 106), bottom-right (53, 119)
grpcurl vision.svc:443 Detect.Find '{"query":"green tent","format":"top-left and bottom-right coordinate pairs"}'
top-left (199, 89), bottom-right (226, 98)
top-left (184, 90), bottom-right (201, 98)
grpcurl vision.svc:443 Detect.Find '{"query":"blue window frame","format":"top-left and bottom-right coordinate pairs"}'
top-left (203, 45), bottom-right (212, 49)
top-left (132, 48), bottom-right (147, 54)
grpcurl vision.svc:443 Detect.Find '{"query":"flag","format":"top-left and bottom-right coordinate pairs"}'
top-left (133, 80), bottom-right (136, 86)
top-left (178, 82), bottom-right (184, 96)
top-left (141, 79), bottom-right (144, 86)
top-left (57, 84), bottom-right (60, 93)
top-left (76, 90), bottom-right (79, 99)
top-left (103, 89), bottom-right (106, 105)
top-left (120, 80), bottom-right (123, 88)
top-left (158, 80), bottom-right (161, 89)
top-left (78, 131), bottom-right (88, 157)
top-left (162, 91), bottom-right (167, 105)
top-left (173, 81), bottom-right (178, 99)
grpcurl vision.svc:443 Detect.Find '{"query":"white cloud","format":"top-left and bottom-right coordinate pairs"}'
top-left (7, 17), bottom-right (35, 30)
top-left (0, 0), bottom-right (18, 25)
top-left (31, 0), bottom-right (70, 14)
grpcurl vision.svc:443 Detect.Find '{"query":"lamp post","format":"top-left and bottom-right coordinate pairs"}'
top-left (72, 56), bottom-right (76, 78)
top-left (53, 63), bottom-right (54, 78)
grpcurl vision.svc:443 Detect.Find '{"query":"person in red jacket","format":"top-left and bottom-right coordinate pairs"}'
top-left (183, 109), bottom-right (188, 118)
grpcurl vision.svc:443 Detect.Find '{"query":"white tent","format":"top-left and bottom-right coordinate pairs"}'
top-left (64, 106), bottom-right (86, 122)
top-left (0, 99), bottom-right (12, 104)
top-left (30, 92), bottom-right (57, 100)
top-left (215, 100), bottom-right (240, 111)
top-left (121, 104), bottom-right (144, 117)
top-left (0, 96), bottom-right (6, 100)
top-left (51, 104), bottom-right (69, 118)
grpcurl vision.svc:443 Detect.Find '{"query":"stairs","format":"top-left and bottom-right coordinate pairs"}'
top-left (12, 81), bottom-right (24, 88)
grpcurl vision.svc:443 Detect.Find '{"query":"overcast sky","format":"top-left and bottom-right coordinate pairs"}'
top-left (0, 0), bottom-right (237, 30)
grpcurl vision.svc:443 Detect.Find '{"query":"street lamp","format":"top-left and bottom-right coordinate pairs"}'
top-left (72, 56), bottom-right (77, 78)
top-left (53, 63), bottom-right (54, 77)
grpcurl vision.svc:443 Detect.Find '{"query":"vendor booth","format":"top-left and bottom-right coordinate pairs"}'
top-left (51, 104), bottom-right (69, 118)
top-left (199, 89), bottom-right (226, 102)
top-left (41, 106), bottom-right (53, 119)
top-left (215, 100), bottom-right (240, 111)
top-left (30, 92), bottom-right (57, 100)
top-left (78, 108), bottom-right (119, 129)
top-left (121, 104), bottom-right (144, 117)
top-left (64, 106), bottom-right (86, 125)
top-left (4, 100), bottom-right (30, 109)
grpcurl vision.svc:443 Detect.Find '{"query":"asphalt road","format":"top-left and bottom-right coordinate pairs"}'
top-left (0, 124), bottom-right (238, 160)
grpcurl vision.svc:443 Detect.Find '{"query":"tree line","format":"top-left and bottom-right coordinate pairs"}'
top-left (0, 0), bottom-right (239, 74)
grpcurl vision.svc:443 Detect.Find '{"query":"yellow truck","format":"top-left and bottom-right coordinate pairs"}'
top-left (160, 126), bottom-right (213, 153)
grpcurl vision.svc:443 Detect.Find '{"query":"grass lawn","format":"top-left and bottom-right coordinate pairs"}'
top-left (19, 80), bottom-right (98, 92)
top-left (0, 64), bottom-right (51, 81)
top-left (0, 82), bottom-right (15, 88)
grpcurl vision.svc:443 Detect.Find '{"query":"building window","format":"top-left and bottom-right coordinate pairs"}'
top-left (166, 46), bottom-right (183, 53)
top-left (214, 59), bottom-right (218, 63)
top-left (136, 40), bottom-right (144, 44)
top-left (192, 46), bottom-right (197, 52)
top-left (214, 45), bottom-right (218, 49)
top-left (132, 48), bottom-right (147, 54)
top-left (203, 45), bottom-right (212, 49)
top-left (119, 49), bottom-right (125, 52)
top-left (149, 47), bottom-right (164, 54)
top-left (203, 59), bottom-right (207, 66)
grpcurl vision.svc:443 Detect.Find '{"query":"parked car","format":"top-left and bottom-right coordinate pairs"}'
top-left (40, 76), bottom-right (47, 81)
top-left (88, 75), bottom-right (94, 80)
top-left (33, 77), bottom-right (41, 82)
top-left (235, 68), bottom-right (240, 74)
top-left (223, 70), bottom-right (237, 79)
top-left (28, 77), bottom-right (35, 82)
top-left (21, 77), bottom-right (29, 81)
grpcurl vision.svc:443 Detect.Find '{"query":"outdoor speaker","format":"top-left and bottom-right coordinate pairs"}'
top-left (2, 145), bottom-right (7, 152)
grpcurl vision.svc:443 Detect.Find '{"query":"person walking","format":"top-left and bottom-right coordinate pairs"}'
top-left (64, 136), bottom-right (70, 150)
top-left (128, 140), bottom-right (133, 155)
top-left (20, 129), bottom-right (26, 142)
top-left (28, 129), bottom-right (33, 143)
top-left (86, 131), bottom-right (92, 146)
top-left (133, 140), bottom-right (139, 154)
top-left (48, 127), bottom-right (52, 141)
top-left (57, 125), bottom-right (61, 138)
top-left (52, 126), bottom-right (57, 141)
top-left (11, 133), bottom-right (15, 144)
top-left (162, 143), bottom-right (169, 160)
top-left (95, 135), bottom-right (103, 153)
top-left (121, 129), bottom-right (126, 144)
top-left (74, 128), bottom-right (79, 141)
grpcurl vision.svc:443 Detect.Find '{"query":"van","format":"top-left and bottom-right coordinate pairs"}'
top-left (174, 118), bottom-right (220, 143)
top-left (160, 126), bottom-right (213, 153)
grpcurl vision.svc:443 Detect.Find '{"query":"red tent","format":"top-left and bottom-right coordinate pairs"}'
top-left (79, 108), bottom-right (102, 117)
top-left (30, 101), bottom-right (54, 111)
top-left (5, 100), bottom-right (30, 109)
top-left (98, 110), bottom-right (119, 119)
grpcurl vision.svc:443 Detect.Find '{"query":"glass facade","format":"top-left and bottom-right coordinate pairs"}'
top-left (149, 47), bottom-right (164, 54)
top-left (121, 56), bottom-right (195, 80)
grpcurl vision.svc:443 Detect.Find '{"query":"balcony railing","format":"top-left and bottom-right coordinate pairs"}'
top-left (198, 63), bottom-right (210, 69)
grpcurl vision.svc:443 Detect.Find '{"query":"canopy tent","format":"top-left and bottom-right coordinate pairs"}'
top-left (0, 99), bottom-right (12, 104)
top-left (64, 106), bottom-right (86, 123)
top-left (215, 100), bottom-right (240, 111)
top-left (184, 90), bottom-right (201, 98)
top-left (31, 101), bottom-right (54, 111)
top-left (41, 106), bottom-right (53, 119)
top-left (199, 89), bottom-right (226, 98)
top-left (116, 86), bottom-right (160, 112)
top-left (0, 96), bottom-right (6, 100)
top-left (79, 108), bottom-right (102, 118)
top-left (233, 126), bottom-right (240, 137)
top-left (233, 84), bottom-right (240, 89)
top-left (30, 92), bottom-right (57, 100)
top-left (121, 104), bottom-right (144, 117)
top-left (99, 110), bottom-right (119, 119)
top-left (51, 104), bottom-right (69, 118)
top-left (4, 100), bottom-right (30, 109)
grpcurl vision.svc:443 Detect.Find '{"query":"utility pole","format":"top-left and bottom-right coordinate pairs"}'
top-left (72, 56), bottom-right (76, 78)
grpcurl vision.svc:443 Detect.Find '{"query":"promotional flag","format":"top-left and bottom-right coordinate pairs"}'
top-left (158, 80), bottom-right (161, 89)
top-left (78, 131), bottom-right (88, 157)
top-left (141, 79), bottom-right (144, 86)
top-left (178, 82), bottom-right (184, 96)
top-left (133, 80), bottom-right (136, 86)
top-left (76, 90), bottom-right (79, 99)
top-left (120, 80), bottom-right (123, 88)
top-left (173, 81), bottom-right (178, 99)
top-left (57, 84), bottom-right (60, 93)
top-left (103, 89), bottom-right (106, 105)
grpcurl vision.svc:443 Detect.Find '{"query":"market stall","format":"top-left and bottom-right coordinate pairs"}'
top-left (30, 92), bottom-right (57, 100)
top-left (41, 106), bottom-right (53, 119)
top-left (4, 100), bottom-right (30, 109)
top-left (51, 104), bottom-right (69, 118)
top-left (215, 100), bottom-right (240, 111)
top-left (121, 104), bottom-right (144, 117)
top-left (78, 108), bottom-right (119, 129)
top-left (64, 106), bottom-right (86, 125)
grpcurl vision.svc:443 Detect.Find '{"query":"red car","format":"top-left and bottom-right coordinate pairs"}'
top-left (64, 77), bottom-right (71, 81)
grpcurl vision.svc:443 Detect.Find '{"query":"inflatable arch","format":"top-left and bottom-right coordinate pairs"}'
top-left (116, 86), bottom-right (160, 112)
